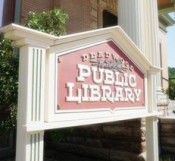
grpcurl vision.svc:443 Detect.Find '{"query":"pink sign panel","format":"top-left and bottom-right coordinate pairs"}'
top-left (57, 41), bottom-right (145, 110)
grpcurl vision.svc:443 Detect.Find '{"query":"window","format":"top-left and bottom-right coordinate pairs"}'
top-left (103, 10), bottom-right (118, 28)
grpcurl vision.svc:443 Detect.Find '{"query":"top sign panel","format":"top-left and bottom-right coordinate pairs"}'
top-left (57, 40), bottom-right (145, 111)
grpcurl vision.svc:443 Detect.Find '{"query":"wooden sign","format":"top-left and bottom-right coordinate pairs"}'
top-left (57, 40), bottom-right (145, 111)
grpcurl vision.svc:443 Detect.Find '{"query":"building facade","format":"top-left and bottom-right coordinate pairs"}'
top-left (1, 0), bottom-right (174, 94)
top-left (0, 0), bottom-right (175, 160)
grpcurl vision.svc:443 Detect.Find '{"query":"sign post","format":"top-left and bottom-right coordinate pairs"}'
top-left (0, 24), bottom-right (160, 161)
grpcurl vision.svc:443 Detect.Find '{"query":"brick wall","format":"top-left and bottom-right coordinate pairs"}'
top-left (63, 119), bottom-right (146, 155)
top-left (46, 119), bottom-right (146, 161)
top-left (21, 0), bottom-right (54, 24)
top-left (20, 0), bottom-right (91, 34)
top-left (159, 118), bottom-right (175, 154)
top-left (53, 0), bottom-right (60, 8)
top-left (59, 0), bottom-right (91, 34)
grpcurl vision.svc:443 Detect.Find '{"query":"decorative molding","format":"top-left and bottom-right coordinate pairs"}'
top-left (101, 0), bottom-right (118, 15)
top-left (29, 133), bottom-right (43, 161)
top-left (90, 58), bottom-right (134, 72)
top-left (0, 23), bottom-right (56, 47)
top-left (90, 0), bottom-right (98, 29)
top-left (30, 48), bottom-right (45, 122)
top-left (26, 112), bottom-right (159, 132)
top-left (12, 38), bottom-right (51, 48)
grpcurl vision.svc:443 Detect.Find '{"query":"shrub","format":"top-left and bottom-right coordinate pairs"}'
top-left (25, 9), bottom-right (68, 36)
top-left (0, 8), bottom-right (68, 136)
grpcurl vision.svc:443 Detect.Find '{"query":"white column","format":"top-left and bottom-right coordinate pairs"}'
top-left (118, 0), bottom-right (161, 90)
top-left (118, 0), bottom-right (145, 54)
top-left (16, 44), bottom-right (46, 161)
top-left (145, 0), bottom-right (161, 90)
top-left (146, 72), bottom-right (159, 161)
top-left (118, 1), bottom-right (159, 161)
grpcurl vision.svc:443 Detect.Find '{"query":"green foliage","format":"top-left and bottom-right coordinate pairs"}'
top-left (0, 37), bottom-right (19, 136)
top-left (160, 156), bottom-right (172, 161)
top-left (167, 79), bottom-right (175, 100)
top-left (168, 67), bottom-right (175, 78)
top-left (166, 67), bottom-right (175, 100)
top-left (0, 38), bottom-right (19, 107)
top-left (49, 128), bottom-right (74, 142)
top-left (25, 9), bottom-right (68, 36)
top-left (0, 107), bottom-right (17, 135)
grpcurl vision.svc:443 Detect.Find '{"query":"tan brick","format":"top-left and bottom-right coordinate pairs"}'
top-left (59, 0), bottom-right (91, 34)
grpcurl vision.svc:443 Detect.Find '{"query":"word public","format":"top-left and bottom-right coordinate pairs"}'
top-left (66, 64), bottom-right (142, 104)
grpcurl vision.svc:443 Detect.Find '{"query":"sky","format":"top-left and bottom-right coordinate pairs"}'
top-left (167, 12), bottom-right (175, 67)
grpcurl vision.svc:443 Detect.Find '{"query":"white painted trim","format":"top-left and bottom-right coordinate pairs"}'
top-left (12, 38), bottom-right (51, 48)
top-left (0, 23), bottom-right (57, 40)
top-left (27, 112), bottom-right (159, 132)
top-left (45, 36), bottom-right (149, 122)
top-left (0, 23), bottom-right (162, 72)
top-left (15, 44), bottom-right (46, 161)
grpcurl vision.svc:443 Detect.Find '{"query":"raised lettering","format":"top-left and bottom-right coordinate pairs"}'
top-left (77, 64), bottom-right (91, 82)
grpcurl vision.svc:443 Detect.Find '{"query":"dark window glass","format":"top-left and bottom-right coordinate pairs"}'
top-left (103, 10), bottom-right (118, 28)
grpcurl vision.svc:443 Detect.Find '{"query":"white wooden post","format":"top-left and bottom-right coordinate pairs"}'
top-left (146, 71), bottom-right (159, 161)
top-left (16, 44), bottom-right (47, 161)
top-left (0, 24), bottom-right (56, 160)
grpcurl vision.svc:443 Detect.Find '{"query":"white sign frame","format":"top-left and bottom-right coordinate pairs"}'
top-left (0, 24), bottom-right (160, 161)
top-left (45, 38), bottom-right (148, 123)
